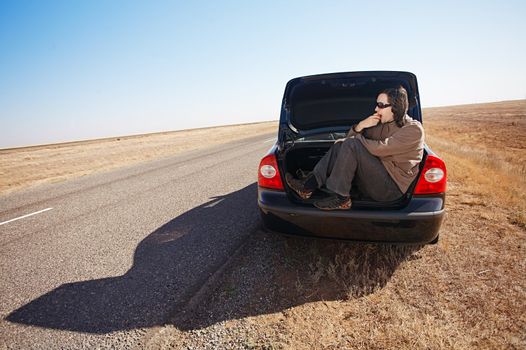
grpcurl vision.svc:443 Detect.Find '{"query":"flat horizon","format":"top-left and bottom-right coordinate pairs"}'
top-left (2, 98), bottom-right (523, 151)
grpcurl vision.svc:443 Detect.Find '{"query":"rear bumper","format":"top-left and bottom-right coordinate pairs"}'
top-left (258, 187), bottom-right (445, 244)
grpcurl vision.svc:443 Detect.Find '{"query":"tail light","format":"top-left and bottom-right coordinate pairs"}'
top-left (258, 153), bottom-right (284, 190)
top-left (414, 154), bottom-right (447, 194)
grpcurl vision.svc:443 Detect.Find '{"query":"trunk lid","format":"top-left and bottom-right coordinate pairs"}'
top-left (278, 71), bottom-right (422, 143)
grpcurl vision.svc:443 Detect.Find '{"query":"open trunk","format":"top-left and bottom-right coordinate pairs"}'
top-left (277, 71), bottom-right (425, 210)
top-left (279, 140), bottom-right (426, 210)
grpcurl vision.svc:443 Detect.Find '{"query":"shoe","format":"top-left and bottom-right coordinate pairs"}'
top-left (314, 195), bottom-right (352, 210)
top-left (285, 173), bottom-right (314, 200)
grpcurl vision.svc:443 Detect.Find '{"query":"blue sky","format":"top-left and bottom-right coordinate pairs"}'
top-left (1, 0), bottom-right (525, 148)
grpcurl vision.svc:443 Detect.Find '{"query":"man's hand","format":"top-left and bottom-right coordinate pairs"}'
top-left (355, 113), bottom-right (381, 132)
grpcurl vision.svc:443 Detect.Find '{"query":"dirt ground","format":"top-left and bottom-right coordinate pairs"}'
top-left (147, 100), bottom-right (526, 349)
top-left (2, 100), bottom-right (525, 349)
top-left (0, 122), bottom-right (277, 195)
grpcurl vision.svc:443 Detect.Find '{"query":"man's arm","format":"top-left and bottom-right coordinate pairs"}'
top-left (346, 114), bottom-right (381, 138)
top-left (356, 124), bottom-right (424, 157)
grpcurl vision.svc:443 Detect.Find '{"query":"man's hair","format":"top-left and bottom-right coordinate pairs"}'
top-left (380, 86), bottom-right (409, 127)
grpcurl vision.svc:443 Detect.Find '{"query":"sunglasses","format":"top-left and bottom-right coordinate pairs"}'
top-left (376, 102), bottom-right (392, 109)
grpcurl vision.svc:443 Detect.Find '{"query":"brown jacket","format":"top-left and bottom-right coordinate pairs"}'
top-left (346, 115), bottom-right (425, 194)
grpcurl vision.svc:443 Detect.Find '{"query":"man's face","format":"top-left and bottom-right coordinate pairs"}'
top-left (375, 93), bottom-right (394, 124)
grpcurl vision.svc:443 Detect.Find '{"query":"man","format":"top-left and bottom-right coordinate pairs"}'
top-left (285, 86), bottom-right (425, 210)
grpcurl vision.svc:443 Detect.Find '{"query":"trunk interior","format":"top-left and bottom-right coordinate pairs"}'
top-left (280, 142), bottom-right (426, 210)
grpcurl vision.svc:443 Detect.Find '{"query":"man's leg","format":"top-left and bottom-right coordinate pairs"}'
top-left (287, 141), bottom-right (344, 199)
top-left (320, 138), bottom-right (402, 201)
top-left (311, 141), bottom-right (344, 189)
top-left (322, 138), bottom-right (359, 197)
top-left (288, 137), bottom-right (402, 205)
top-left (310, 138), bottom-right (360, 210)
top-left (348, 139), bottom-right (403, 202)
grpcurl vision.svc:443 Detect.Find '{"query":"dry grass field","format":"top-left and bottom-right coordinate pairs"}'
top-left (0, 122), bottom-right (277, 195)
top-left (2, 100), bottom-right (525, 349)
top-left (424, 100), bottom-right (526, 230)
top-left (151, 100), bottom-right (526, 349)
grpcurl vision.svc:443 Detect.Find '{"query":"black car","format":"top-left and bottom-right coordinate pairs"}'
top-left (257, 71), bottom-right (446, 244)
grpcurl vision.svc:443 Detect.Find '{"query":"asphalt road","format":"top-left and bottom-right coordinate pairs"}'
top-left (0, 132), bottom-right (275, 349)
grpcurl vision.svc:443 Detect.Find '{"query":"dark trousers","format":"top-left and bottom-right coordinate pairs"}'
top-left (312, 138), bottom-right (403, 201)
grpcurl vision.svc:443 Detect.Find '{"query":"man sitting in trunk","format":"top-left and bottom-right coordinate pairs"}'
top-left (285, 86), bottom-right (425, 210)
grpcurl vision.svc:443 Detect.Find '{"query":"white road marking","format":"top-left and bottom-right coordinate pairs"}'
top-left (0, 207), bottom-right (53, 226)
top-left (263, 138), bottom-right (276, 143)
top-left (204, 198), bottom-right (225, 208)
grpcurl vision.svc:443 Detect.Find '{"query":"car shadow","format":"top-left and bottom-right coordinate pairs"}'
top-left (6, 182), bottom-right (422, 334)
top-left (6, 183), bottom-right (261, 333)
top-left (175, 230), bottom-right (422, 330)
